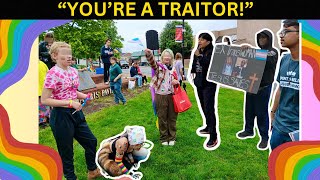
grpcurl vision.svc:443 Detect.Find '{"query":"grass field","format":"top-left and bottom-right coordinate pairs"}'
top-left (39, 84), bottom-right (269, 180)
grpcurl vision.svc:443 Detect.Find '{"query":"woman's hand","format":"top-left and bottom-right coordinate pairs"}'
top-left (72, 101), bottom-right (82, 111)
top-left (144, 49), bottom-right (152, 56)
top-left (129, 157), bottom-right (134, 164)
top-left (85, 93), bottom-right (93, 105)
top-left (172, 79), bottom-right (180, 85)
top-left (194, 49), bottom-right (200, 56)
top-left (240, 45), bottom-right (251, 50)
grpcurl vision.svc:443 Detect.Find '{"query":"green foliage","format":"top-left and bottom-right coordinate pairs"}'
top-left (159, 20), bottom-right (193, 56)
top-left (39, 20), bottom-right (123, 60)
top-left (78, 65), bottom-right (86, 69)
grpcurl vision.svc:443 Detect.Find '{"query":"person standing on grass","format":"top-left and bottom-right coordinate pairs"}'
top-left (130, 62), bottom-right (143, 88)
top-left (174, 52), bottom-right (184, 86)
top-left (109, 57), bottom-right (126, 105)
top-left (236, 29), bottom-right (279, 150)
top-left (41, 42), bottom-right (102, 180)
top-left (191, 33), bottom-right (219, 148)
top-left (145, 48), bottom-right (180, 146)
top-left (101, 38), bottom-right (114, 84)
top-left (270, 19), bottom-right (300, 150)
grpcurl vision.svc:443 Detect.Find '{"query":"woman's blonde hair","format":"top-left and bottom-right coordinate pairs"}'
top-left (49, 42), bottom-right (71, 62)
top-left (160, 49), bottom-right (174, 65)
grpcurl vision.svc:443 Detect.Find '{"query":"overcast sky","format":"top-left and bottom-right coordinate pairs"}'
top-left (114, 20), bottom-right (237, 53)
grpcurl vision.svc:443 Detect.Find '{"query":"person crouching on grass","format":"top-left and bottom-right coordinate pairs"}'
top-left (41, 42), bottom-right (102, 180)
top-left (97, 126), bottom-right (147, 177)
top-left (109, 57), bottom-right (127, 105)
top-left (145, 48), bottom-right (180, 146)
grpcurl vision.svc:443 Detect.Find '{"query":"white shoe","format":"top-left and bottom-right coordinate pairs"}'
top-left (168, 141), bottom-right (175, 146)
top-left (105, 82), bottom-right (109, 85)
top-left (162, 142), bottom-right (168, 146)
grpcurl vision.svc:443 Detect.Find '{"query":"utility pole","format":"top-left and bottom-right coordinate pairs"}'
top-left (182, 19), bottom-right (185, 77)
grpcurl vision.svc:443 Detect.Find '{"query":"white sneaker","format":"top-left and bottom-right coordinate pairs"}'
top-left (162, 142), bottom-right (168, 146)
top-left (168, 141), bottom-right (175, 146)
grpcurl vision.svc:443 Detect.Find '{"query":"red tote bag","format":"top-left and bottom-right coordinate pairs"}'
top-left (172, 85), bottom-right (192, 113)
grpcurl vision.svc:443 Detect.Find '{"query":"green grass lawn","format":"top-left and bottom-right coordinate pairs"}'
top-left (39, 84), bottom-right (269, 180)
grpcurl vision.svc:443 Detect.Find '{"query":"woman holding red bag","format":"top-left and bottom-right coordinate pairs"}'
top-left (145, 48), bottom-right (180, 146)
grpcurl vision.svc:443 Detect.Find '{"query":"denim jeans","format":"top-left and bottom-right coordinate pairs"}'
top-left (49, 107), bottom-right (97, 180)
top-left (134, 75), bottom-right (142, 87)
top-left (110, 81), bottom-right (126, 104)
top-left (245, 85), bottom-right (272, 141)
top-left (270, 127), bottom-right (292, 150)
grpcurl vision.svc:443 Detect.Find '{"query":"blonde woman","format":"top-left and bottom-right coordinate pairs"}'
top-left (145, 48), bottom-right (180, 146)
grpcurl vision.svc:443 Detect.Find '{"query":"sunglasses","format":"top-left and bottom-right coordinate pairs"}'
top-left (278, 29), bottom-right (299, 37)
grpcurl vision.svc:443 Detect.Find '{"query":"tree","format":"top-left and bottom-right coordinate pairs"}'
top-left (39, 20), bottom-right (123, 60)
top-left (159, 20), bottom-right (193, 57)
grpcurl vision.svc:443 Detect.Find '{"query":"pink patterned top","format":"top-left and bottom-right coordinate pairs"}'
top-left (44, 65), bottom-right (79, 100)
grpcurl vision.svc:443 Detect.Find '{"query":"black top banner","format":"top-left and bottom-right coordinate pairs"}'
top-left (0, 0), bottom-right (316, 19)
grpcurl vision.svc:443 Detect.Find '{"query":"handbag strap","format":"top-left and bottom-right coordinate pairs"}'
top-left (174, 84), bottom-right (182, 94)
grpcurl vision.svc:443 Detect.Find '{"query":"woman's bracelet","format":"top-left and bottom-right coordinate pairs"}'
top-left (68, 100), bottom-right (73, 108)
top-left (86, 93), bottom-right (91, 99)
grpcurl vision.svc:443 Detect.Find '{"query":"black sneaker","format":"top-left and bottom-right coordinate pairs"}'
top-left (199, 127), bottom-right (210, 134)
top-left (258, 140), bottom-right (268, 149)
top-left (237, 131), bottom-right (254, 138)
top-left (206, 139), bottom-right (218, 148)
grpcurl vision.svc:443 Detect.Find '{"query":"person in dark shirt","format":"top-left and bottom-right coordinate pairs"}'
top-left (232, 59), bottom-right (248, 79)
top-left (109, 57), bottom-right (126, 105)
top-left (39, 32), bottom-right (55, 69)
top-left (270, 19), bottom-right (300, 151)
top-left (130, 62), bottom-right (142, 87)
top-left (237, 29), bottom-right (279, 150)
top-left (191, 33), bottom-right (219, 149)
top-left (101, 38), bottom-right (114, 84)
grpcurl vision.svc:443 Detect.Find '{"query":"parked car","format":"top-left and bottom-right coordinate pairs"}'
top-left (119, 60), bottom-right (129, 69)
top-left (92, 60), bottom-right (100, 67)
top-left (139, 62), bottom-right (149, 66)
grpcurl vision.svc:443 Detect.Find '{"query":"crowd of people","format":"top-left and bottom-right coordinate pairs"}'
top-left (190, 19), bottom-right (300, 151)
top-left (38, 31), bottom-right (187, 179)
top-left (37, 19), bottom-right (300, 179)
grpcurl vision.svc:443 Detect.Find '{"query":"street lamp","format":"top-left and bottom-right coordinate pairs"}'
top-left (182, 19), bottom-right (185, 77)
